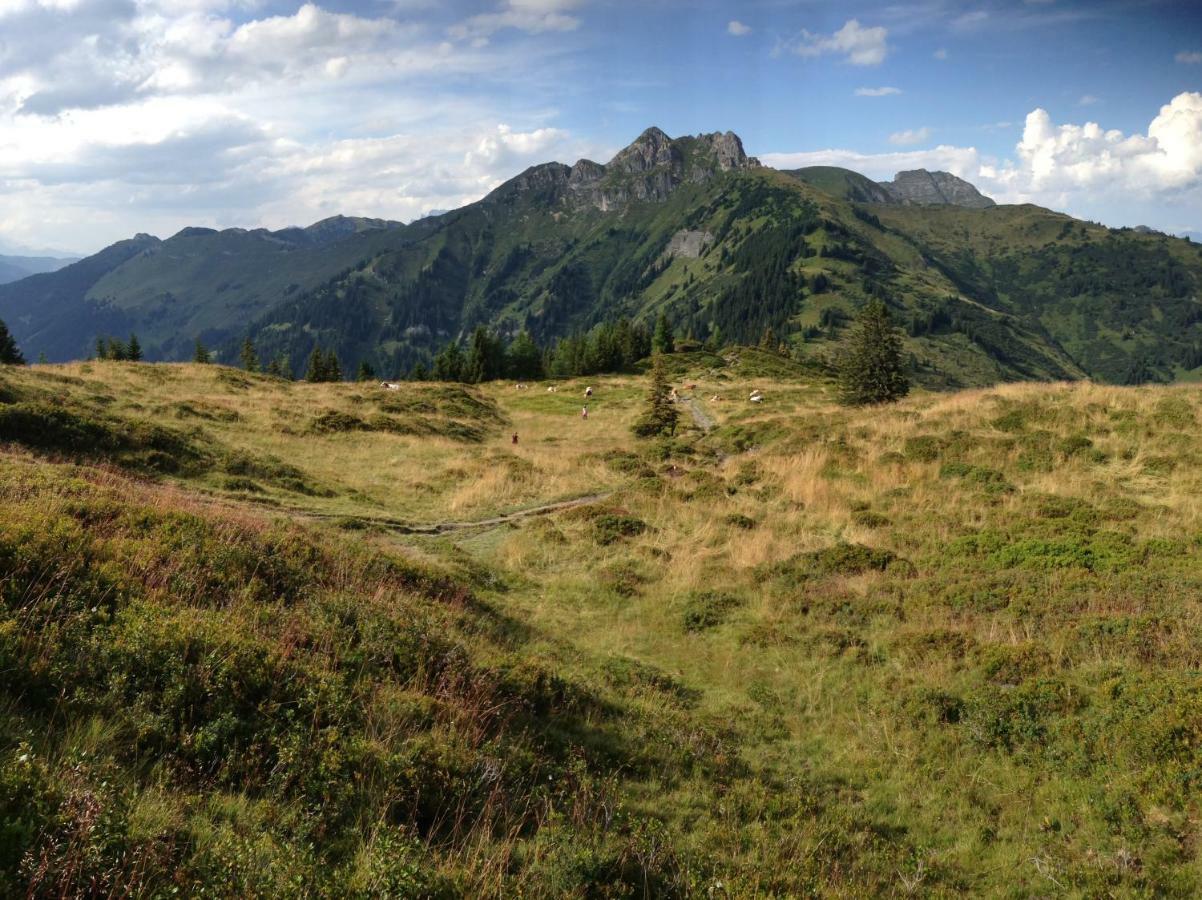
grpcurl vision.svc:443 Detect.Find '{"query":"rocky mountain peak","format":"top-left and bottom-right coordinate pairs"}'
top-left (878, 169), bottom-right (996, 209)
top-left (606, 126), bottom-right (680, 174)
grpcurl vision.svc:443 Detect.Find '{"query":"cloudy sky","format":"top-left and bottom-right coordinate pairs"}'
top-left (0, 0), bottom-right (1199, 254)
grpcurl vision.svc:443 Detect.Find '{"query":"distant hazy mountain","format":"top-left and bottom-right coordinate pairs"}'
top-left (0, 254), bottom-right (78, 285)
top-left (3, 127), bottom-right (1201, 388)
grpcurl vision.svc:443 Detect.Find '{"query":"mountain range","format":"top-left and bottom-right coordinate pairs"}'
top-left (2, 126), bottom-right (1200, 386)
top-left (0, 254), bottom-right (77, 286)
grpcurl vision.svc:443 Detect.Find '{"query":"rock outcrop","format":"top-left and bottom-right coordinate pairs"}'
top-left (878, 170), bottom-right (996, 209)
top-left (487, 127), bottom-right (759, 211)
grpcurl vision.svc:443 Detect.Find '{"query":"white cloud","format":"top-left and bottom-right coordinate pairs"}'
top-left (792, 19), bottom-right (888, 66)
top-left (727, 19), bottom-right (750, 37)
top-left (1177, 51), bottom-right (1202, 64)
top-left (889, 126), bottom-right (932, 146)
top-left (1078, 94), bottom-right (1099, 106)
top-left (855, 86), bottom-right (901, 97)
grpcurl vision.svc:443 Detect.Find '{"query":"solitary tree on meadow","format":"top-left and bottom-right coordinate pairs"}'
top-left (838, 299), bottom-right (909, 406)
top-left (632, 353), bottom-right (678, 438)
top-left (240, 337), bottom-right (259, 373)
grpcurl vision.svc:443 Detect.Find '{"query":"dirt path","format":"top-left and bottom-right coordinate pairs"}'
top-left (298, 491), bottom-right (613, 535)
top-left (682, 395), bottom-right (716, 433)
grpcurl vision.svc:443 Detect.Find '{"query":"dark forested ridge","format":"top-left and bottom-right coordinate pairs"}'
top-left (2, 128), bottom-right (1200, 387)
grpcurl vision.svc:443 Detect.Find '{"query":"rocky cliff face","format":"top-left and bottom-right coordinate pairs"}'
top-left (878, 170), bottom-right (996, 209)
top-left (488, 127), bottom-right (759, 211)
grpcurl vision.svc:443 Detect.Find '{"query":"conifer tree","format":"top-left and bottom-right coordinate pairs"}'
top-left (239, 337), bottom-right (259, 372)
top-left (194, 338), bottom-right (210, 364)
top-left (838, 299), bottom-right (909, 406)
top-left (0, 318), bottom-right (24, 365)
top-left (632, 354), bottom-right (678, 438)
top-left (127, 333), bottom-right (143, 361)
top-left (324, 350), bottom-right (342, 382)
top-left (411, 360), bottom-right (429, 381)
top-left (357, 360), bottom-right (376, 381)
top-left (652, 312), bottom-right (674, 355)
top-left (108, 338), bottom-right (128, 361)
top-left (506, 331), bottom-right (543, 380)
top-left (96, 336), bottom-right (109, 361)
top-left (305, 346), bottom-right (326, 382)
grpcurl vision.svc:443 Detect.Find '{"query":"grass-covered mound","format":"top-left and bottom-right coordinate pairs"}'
top-left (0, 455), bottom-right (701, 896)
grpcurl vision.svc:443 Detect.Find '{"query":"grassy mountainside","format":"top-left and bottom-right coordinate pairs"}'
top-left (3, 129), bottom-right (1201, 391)
top-left (0, 218), bottom-right (413, 363)
top-left (5, 356), bottom-right (1202, 894)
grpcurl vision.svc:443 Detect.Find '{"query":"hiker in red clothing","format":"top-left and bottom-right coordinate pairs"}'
top-left (512, 432), bottom-right (519, 444)
top-left (581, 406), bottom-right (588, 419)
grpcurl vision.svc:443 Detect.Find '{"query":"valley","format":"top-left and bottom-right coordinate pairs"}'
top-left (5, 354), bottom-right (1202, 895)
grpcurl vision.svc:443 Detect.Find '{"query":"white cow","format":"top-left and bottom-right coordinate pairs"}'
top-left (380, 382), bottom-right (401, 391)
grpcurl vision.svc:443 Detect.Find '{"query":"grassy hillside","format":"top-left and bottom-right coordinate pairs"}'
top-left (5, 357), bottom-right (1202, 895)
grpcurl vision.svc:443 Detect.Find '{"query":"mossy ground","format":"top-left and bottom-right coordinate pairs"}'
top-left (4, 356), bottom-right (1202, 895)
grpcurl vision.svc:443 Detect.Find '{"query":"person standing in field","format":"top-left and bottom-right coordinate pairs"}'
top-left (581, 406), bottom-right (588, 419)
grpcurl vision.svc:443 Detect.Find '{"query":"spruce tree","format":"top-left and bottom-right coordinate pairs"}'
top-left (632, 354), bottom-right (678, 438)
top-left (127, 333), bottom-right (143, 361)
top-left (506, 331), bottom-right (544, 380)
top-left (239, 337), bottom-right (259, 372)
top-left (838, 299), bottom-right (910, 406)
top-left (194, 338), bottom-right (210, 364)
top-left (305, 347), bottom-right (326, 382)
top-left (324, 350), bottom-right (342, 382)
top-left (357, 360), bottom-right (376, 381)
top-left (652, 313), bottom-right (674, 355)
top-left (108, 338), bottom-right (128, 361)
top-left (0, 318), bottom-right (24, 365)
top-left (96, 336), bottom-right (109, 361)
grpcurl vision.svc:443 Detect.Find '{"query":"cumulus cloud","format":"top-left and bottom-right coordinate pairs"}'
top-left (888, 126), bottom-right (931, 146)
top-left (855, 86), bottom-right (901, 97)
top-left (727, 20), bottom-right (750, 37)
top-left (791, 19), bottom-right (888, 66)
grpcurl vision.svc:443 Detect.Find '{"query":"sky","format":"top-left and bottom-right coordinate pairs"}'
top-left (0, 0), bottom-right (1199, 255)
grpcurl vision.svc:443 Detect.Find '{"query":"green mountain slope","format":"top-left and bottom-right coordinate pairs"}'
top-left (3, 127), bottom-right (1201, 386)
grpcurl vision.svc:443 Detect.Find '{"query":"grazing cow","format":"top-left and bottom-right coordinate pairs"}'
top-left (584, 386), bottom-right (593, 397)
top-left (710, 395), bottom-right (721, 402)
top-left (380, 382), bottom-right (401, 391)
top-left (749, 390), bottom-right (764, 403)
top-left (546, 386), bottom-right (557, 393)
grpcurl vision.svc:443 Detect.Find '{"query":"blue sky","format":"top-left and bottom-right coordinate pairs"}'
top-left (0, 0), bottom-right (1198, 253)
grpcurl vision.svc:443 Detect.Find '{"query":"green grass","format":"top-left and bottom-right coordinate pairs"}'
top-left (7, 359), bottom-right (1202, 895)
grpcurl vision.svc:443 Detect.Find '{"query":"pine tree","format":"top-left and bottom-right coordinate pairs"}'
top-left (108, 338), bottom-right (128, 361)
top-left (0, 318), bottom-right (24, 365)
top-left (239, 337), bottom-right (259, 373)
top-left (506, 331), bottom-right (544, 380)
top-left (411, 360), bottom-right (429, 381)
top-left (838, 299), bottom-right (910, 406)
top-left (324, 350), bottom-right (342, 382)
top-left (357, 360), bottom-right (376, 381)
top-left (632, 354), bottom-right (678, 438)
top-left (127, 333), bottom-right (143, 361)
top-left (652, 313), bottom-right (674, 355)
top-left (305, 347), bottom-right (326, 382)
top-left (96, 336), bottom-right (109, 361)
top-left (194, 338), bottom-right (210, 364)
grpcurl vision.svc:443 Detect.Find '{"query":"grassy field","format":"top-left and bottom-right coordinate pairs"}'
top-left (4, 352), bottom-right (1202, 896)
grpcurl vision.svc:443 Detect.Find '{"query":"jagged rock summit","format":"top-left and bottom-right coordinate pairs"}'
top-left (490, 127), bottom-right (759, 211)
top-left (878, 169), bottom-right (996, 209)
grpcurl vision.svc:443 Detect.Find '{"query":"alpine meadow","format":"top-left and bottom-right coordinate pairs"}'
top-left (3, 0), bottom-right (1202, 897)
